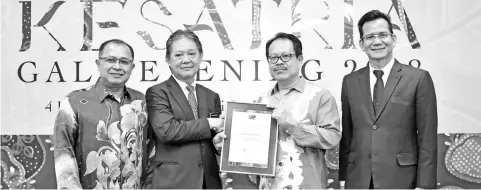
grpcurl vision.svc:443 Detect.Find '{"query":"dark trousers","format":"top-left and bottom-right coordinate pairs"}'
top-left (369, 175), bottom-right (374, 189)
top-left (203, 176), bottom-right (207, 189)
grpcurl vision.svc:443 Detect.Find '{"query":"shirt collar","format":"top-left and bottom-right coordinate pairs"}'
top-left (172, 74), bottom-right (197, 90)
top-left (93, 78), bottom-right (131, 102)
top-left (369, 57), bottom-right (395, 74)
top-left (270, 76), bottom-right (306, 96)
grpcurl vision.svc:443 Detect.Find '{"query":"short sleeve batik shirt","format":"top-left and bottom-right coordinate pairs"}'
top-left (53, 78), bottom-right (148, 189)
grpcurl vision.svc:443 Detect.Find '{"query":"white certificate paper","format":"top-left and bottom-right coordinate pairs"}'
top-left (227, 109), bottom-right (272, 168)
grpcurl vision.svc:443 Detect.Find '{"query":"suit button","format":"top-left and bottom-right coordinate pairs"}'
top-left (368, 153), bottom-right (372, 158)
top-left (199, 164), bottom-right (203, 167)
top-left (372, 125), bottom-right (378, 130)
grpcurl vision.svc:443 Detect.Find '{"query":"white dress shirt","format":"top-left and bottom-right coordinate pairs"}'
top-left (172, 75), bottom-right (197, 102)
top-left (369, 58), bottom-right (395, 100)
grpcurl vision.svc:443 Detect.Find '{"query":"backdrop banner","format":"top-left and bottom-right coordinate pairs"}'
top-left (1, 0), bottom-right (480, 189)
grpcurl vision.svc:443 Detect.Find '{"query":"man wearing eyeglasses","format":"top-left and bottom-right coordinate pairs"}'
top-left (339, 10), bottom-right (437, 189)
top-left (255, 32), bottom-right (341, 189)
top-left (53, 39), bottom-right (152, 189)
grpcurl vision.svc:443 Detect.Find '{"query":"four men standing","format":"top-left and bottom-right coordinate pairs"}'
top-left (53, 10), bottom-right (438, 190)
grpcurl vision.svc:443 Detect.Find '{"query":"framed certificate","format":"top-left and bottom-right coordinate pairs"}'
top-left (219, 101), bottom-right (278, 176)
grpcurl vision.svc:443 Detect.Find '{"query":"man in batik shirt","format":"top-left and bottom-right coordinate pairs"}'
top-left (53, 39), bottom-right (151, 189)
top-left (257, 33), bottom-right (341, 189)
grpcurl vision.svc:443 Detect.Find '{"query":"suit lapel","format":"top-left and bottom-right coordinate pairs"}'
top-left (358, 66), bottom-right (376, 120)
top-left (196, 85), bottom-right (208, 118)
top-left (166, 76), bottom-right (195, 120)
top-left (373, 60), bottom-right (403, 123)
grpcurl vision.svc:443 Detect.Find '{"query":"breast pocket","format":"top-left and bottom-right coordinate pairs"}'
top-left (390, 97), bottom-right (412, 107)
top-left (389, 97), bottom-right (414, 116)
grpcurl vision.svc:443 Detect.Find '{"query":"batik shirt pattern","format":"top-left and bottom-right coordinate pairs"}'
top-left (53, 79), bottom-right (148, 189)
top-left (257, 78), bottom-right (341, 189)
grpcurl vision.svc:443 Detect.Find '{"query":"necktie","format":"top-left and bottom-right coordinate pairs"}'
top-left (373, 70), bottom-right (384, 115)
top-left (186, 85), bottom-right (198, 119)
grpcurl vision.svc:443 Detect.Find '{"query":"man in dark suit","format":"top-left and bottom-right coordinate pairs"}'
top-left (145, 29), bottom-right (225, 189)
top-left (339, 10), bottom-right (438, 189)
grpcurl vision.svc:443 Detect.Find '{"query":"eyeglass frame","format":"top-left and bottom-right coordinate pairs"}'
top-left (360, 32), bottom-right (394, 42)
top-left (99, 57), bottom-right (133, 66)
top-left (267, 53), bottom-right (299, 64)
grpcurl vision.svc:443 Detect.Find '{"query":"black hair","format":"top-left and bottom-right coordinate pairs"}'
top-left (265, 32), bottom-right (303, 58)
top-left (98, 39), bottom-right (134, 60)
top-left (357, 10), bottom-right (393, 38)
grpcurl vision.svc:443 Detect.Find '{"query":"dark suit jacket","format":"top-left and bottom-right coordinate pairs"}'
top-left (339, 60), bottom-right (438, 189)
top-left (145, 76), bottom-right (222, 189)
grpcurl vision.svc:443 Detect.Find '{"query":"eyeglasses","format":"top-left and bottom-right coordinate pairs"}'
top-left (99, 57), bottom-right (132, 65)
top-left (267, 53), bottom-right (297, 64)
top-left (361, 32), bottom-right (393, 42)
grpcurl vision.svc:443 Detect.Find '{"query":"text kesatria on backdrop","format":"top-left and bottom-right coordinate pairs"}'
top-left (16, 0), bottom-right (421, 84)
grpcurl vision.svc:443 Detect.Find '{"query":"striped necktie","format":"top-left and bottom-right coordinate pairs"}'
top-left (186, 85), bottom-right (198, 119)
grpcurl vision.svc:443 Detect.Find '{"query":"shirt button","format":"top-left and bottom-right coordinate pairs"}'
top-left (372, 125), bottom-right (378, 130)
top-left (199, 164), bottom-right (203, 167)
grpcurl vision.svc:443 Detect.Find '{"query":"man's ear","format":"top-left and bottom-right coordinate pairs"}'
top-left (165, 60), bottom-right (173, 73)
top-left (392, 34), bottom-right (397, 48)
top-left (95, 59), bottom-right (100, 70)
top-left (359, 40), bottom-right (365, 51)
top-left (297, 55), bottom-right (304, 64)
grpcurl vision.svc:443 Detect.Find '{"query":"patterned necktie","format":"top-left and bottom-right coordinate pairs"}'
top-left (373, 70), bottom-right (385, 115)
top-left (186, 85), bottom-right (198, 119)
